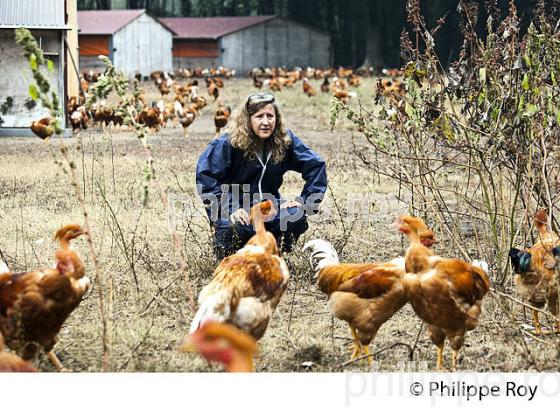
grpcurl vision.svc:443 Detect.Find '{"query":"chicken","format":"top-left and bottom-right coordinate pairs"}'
top-left (320, 77), bottom-right (330, 93)
top-left (0, 224), bottom-right (90, 371)
top-left (189, 201), bottom-right (289, 351)
top-left (253, 75), bottom-right (263, 89)
top-left (137, 105), bottom-right (163, 131)
top-left (377, 78), bottom-right (405, 109)
top-left (207, 79), bottom-right (220, 101)
top-left (180, 321), bottom-right (258, 372)
top-left (509, 209), bottom-right (560, 334)
top-left (303, 231), bottom-right (436, 365)
top-left (302, 78), bottom-right (317, 97)
top-left (175, 101), bottom-right (197, 137)
top-left (397, 215), bottom-right (490, 371)
top-left (30, 117), bottom-right (54, 140)
top-left (0, 333), bottom-right (37, 372)
top-left (70, 106), bottom-right (89, 132)
top-left (214, 103), bottom-right (231, 136)
top-left (348, 74), bottom-right (362, 87)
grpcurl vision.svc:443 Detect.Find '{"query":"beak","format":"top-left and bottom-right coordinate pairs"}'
top-left (179, 335), bottom-right (198, 353)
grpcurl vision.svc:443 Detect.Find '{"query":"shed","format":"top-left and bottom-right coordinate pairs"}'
top-left (159, 16), bottom-right (332, 74)
top-left (78, 9), bottom-right (174, 77)
top-left (0, 0), bottom-right (78, 136)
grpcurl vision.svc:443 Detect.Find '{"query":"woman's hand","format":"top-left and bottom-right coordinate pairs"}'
top-left (230, 208), bottom-right (250, 225)
top-left (280, 200), bottom-right (302, 209)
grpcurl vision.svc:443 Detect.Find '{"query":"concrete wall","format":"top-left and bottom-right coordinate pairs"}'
top-left (221, 17), bottom-right (331, 74)
top-left (112, 13), bottom-right (173, 77)
top-left (0, 29), bottom-right (63, 128)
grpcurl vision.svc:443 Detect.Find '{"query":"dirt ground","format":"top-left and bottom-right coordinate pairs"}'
top-left (0, 77), bottom-right (559, 372)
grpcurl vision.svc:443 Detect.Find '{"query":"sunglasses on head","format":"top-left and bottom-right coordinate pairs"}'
top-left (246, 92), bottom-right (275, 110)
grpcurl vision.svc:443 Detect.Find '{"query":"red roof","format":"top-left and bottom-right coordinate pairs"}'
top-left (78, 9), bottom-right (146, 35)
top-left (159, 15), bottom-right (276, 39)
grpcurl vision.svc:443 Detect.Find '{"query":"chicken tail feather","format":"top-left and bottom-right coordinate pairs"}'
top-left (303, 239), bottom-right (340, 274)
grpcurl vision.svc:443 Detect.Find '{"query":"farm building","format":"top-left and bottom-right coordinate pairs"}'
top-left (159, 16), bottom-right (332, 74)
top-left (0, 0), bottom-right (79, 136)
top-left (77, 9), bottom-right (174, 77)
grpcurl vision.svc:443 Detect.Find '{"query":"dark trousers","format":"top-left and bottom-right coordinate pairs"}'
top-left (212, 206), bottom-right (308, 259)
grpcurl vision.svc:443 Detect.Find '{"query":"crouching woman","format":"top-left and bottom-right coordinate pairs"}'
top-left (196, 92), bottom-right (327, 259)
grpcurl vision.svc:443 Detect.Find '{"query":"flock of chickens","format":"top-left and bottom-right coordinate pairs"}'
top-left (30, 65), bottom-right (405, 140)
top-left (0, 196), bottom-right (559, 372)
top-left (184, 208), bottom-right (560, 372)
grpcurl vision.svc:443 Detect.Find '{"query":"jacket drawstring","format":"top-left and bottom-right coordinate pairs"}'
top-left (256, 150), bottom-right (272, 202)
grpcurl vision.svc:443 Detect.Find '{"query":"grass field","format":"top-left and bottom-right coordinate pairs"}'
top-left (0, 77), bottom-right (559, 372)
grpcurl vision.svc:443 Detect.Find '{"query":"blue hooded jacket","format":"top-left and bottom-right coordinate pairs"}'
top-left (196, 130), bottom-right (327, 227)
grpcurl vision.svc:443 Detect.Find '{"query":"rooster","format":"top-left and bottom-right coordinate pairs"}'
top-left (509, 209), bottom-right (560, 334)
top-left (303, 231), bottom-right (436, 365)
top-left (397, 215), bottom-right (490, 371)
top-left (189, 201), bottom-right (289, 352)
top-left (0, 224), bottom-right (90, 371)
top-left (30, 117), bottom-right (54, 140)
top-left (214, 103), bottom-right (232, 136)
top-left (181, 322), bottom-right (258, 372)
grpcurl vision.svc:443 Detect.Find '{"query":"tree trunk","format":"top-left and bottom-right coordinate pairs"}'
top-left (360, 1), bottom-right (385, 69)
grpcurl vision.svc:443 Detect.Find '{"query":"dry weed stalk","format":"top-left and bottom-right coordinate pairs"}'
top-left (86, 56), bottom-right (195, 315)
top-left (14, 27), bottom-right (111, 370)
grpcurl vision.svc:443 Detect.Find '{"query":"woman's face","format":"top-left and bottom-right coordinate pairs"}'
top-left (250, 104), bottom-right (276, 140)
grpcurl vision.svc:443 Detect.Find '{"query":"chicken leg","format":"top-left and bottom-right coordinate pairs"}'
top-left (532, 310), bottom-right (543, 334)
top-left (349, 326), bottom-right (362, 359)
top-left (47, 350), bottom-right (69, 372)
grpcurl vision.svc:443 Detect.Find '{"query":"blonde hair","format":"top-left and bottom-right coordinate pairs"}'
top-left (227, 101), bottom-right (291, 163)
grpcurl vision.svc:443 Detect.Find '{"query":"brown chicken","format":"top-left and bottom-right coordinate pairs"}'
top-left (207, 80), bottom-right (220, 101)
top-left (214, 103), bottom-right (232, 136)
top-left (320, 77), bottom-right (330, 93)
top-left (0, 333), bottom-right (37, 372)
top-left (30, 117), bottom-right (54, 140)
top-left (181, 321), bottom-right (258, 372)
top-left (303, 231), bottom-right (436, 365)
top-left (398, 215), bottom-right (490, 371)
top-left (509, 209), bottom-right (560, 334)
top-left (0, 224), bottom-right (90, 371)
top-left (189, 201), bottom-right (289, 355)
top-left (302, 78), bottom-right (317, 97)
top-left (137, 106), bottom-right (163, 131)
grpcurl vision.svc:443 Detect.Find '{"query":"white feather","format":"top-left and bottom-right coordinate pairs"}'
top-left (189, 288), bottom-right (232, 334)
top-left (173, 100), bottom-right (184, 116)
top-left (472, 260), bottom-right (489, 273)
top-left (302, 239), bottom-right (340, 276)
top-left (0, 260), bottom-right (9, 274)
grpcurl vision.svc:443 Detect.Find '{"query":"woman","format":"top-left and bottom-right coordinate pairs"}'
top-left (196, 92), bottom-right (327, 259)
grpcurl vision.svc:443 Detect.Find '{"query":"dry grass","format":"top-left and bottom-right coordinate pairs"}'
top-left (0, 77), bottom-right (558, 372)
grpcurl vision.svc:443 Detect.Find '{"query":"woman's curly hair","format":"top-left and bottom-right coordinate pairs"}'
top-left (227, 99), bottom-right (292, 163)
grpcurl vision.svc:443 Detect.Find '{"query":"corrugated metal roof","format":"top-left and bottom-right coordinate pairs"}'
top-left (159, 15), bottom-right (276, 39)
top-left (0, 0), bottom-right (66, 29)
top-left (78, 9), bottom-right (146, 35)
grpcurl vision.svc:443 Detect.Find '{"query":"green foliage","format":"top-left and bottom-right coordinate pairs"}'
top-left (334, 0), bottom-right (560, 284)
top-left (15, 27), bottom-right (62, 133)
